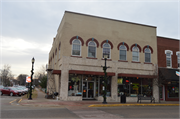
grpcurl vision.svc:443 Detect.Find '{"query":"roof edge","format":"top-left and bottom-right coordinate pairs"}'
top-left (65, 11), bottom-right (157, 28)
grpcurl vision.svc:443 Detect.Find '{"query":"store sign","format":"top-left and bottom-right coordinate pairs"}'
top-left (26, 76), bottom-right (31, 83)
top-left (176, 71), bottom-right (180, 76)
top-left (117, 78), bottom-right (123, 84)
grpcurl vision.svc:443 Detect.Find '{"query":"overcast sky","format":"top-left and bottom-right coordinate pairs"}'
top-left (0, 0), bottom-right (180, 78)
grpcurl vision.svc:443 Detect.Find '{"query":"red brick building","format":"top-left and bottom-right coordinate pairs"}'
top-left (157, 36), bottom-right (179, 101)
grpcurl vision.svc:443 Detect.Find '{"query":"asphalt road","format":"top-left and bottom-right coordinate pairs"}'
top-left (97, 106), bottom-right (179, 118)
top-left (0, 95), bottom-right (179, 119)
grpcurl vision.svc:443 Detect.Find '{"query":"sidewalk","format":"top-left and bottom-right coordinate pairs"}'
top-left (19, 88), bottom-right (179, 107)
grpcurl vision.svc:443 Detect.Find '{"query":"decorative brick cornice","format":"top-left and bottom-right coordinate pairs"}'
top-left (143, 45), bottom-right (153, 54)
top-left (117, 42), bottom-right (129, 51)
top-left (70, 36), bottom-right (84, 46)
top-left (130, 43), bottom-right (141, 52)
top-left (86, 38), bottom-right (99, 48)
top-left (101, 40), bottom-right (113, 49)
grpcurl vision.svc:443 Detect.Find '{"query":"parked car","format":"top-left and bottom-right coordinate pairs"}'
top-left (0, 87), bottom-right (21, 96)
top-left (15, 87), bottom-right (26, 95)
top-left (14, 86), bottom-right (28, 94)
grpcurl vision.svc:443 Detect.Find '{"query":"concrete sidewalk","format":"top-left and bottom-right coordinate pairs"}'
top-left (19, 88), bottom-right (179, 107)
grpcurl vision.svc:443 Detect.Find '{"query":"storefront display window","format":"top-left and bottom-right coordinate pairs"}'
top-left (118, 77), bottom-right (152, 97)
top-left (99, 77), bottom-right (111, 96)
top-left (68, 74), bottom-right (82, 96)
top-left (168, 86), bottom-right (179, 98)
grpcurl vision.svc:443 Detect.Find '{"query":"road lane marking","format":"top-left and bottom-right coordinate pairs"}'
top-left (18, 98), bottom-right (22, 103)
top-left (9, 99), bottom-right (17, 104)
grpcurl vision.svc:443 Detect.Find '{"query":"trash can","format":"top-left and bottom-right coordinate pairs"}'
top-left (121, 94), bottom-right (126, 103)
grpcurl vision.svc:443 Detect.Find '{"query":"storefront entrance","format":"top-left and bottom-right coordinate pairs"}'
top-left (83, 81), bottom-right (95, 99)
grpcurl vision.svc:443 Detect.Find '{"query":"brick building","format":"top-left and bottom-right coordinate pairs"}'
top-left (47, 11), bottom-right (159, 102)
top-left (157, 36), bottom-right (179, 101)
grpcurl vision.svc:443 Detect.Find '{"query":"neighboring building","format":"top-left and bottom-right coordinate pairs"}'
top-left (157, 36), bottom-right (179, 101)
top-left (47, 11), bottom-right (159, 102)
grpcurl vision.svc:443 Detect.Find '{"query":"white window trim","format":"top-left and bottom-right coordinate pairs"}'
top-left (132, 46), bottom-right (139, 62)
top-left (119, 45), bottom-right (127, 61)
top-left (87, 41), bottom-right (97, 58)
top-left (71, 39), bottom-right (81, 56)
top-left (176, 51), bottom-right (180, 68)
top-left (102, 43), bottom-right (111, 59)
top-left (144, 48), bottom-right (151, 63)
top-left (165, 50), bottom-right (173, 68)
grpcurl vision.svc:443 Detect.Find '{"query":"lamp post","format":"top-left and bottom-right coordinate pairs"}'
top-left (102, 54), bottom-right (108, 104)
top-left (28, 57), bottom-right (35, 100)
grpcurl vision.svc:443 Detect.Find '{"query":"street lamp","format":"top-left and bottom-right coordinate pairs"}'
top-left (102, 54), bottom-right (108, 104)
top-left (28, 57), bottom-right (35, 100)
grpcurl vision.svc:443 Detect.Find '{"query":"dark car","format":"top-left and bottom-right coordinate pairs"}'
top-left (0, 87), bottom-right (21, 96)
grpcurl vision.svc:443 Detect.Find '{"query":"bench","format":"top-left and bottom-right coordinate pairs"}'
top-left (137, 96), bottom-right (155, 103)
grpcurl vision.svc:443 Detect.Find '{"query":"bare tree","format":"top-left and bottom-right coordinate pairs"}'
top-left (34, 65), bottom-right (47, 87)
top-left (0, 64), bottom-right (14, 86)
top-left (17, 74), bottom-right (28, 85)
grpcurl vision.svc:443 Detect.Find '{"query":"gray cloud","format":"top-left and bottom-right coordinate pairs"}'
top-left (1, 0), bottom-right (179, 77)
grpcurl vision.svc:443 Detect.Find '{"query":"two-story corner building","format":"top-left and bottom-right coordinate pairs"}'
top-left (157, 36), bottom-right (179, 101)
top-left (47, 11), bottom-right (158, 102)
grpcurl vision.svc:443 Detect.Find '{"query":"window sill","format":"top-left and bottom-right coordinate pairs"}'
top-left (71, 55), bottom-right (82, 58)
top-left (86, 57), bottom-right (97, 59)
top-left (144, 62), bottom-right (152, 64)
top-left (131, 61), bottom-right (141, 63)
top-left (118, 60), bottom-right (128, 62)
top-left (101, 58), bottom-right (112, 61)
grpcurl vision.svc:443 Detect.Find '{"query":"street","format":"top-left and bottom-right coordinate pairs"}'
top-left (0, 95), bottom-right (179, 119)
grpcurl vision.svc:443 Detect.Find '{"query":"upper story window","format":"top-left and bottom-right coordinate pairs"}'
top-left (103, 43), bottom-right (111, 58)
top-left (176, 52), bottom-right (180, 68)
top-left (72, 39), bottom-right (81, 56)
top-left (165, 50), bottom-right (173, 68)
top-left (132, 46), bottom-right (139, 62)
top-left (144, 48), bottom-right (151, 63)
top-left (119, 45), bottom-right (127, 60)
top-left (88, 41), bottom-right (96, 58)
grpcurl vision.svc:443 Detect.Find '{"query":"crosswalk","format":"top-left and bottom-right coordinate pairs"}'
top-left (68, 107), bottom-right (124, 119)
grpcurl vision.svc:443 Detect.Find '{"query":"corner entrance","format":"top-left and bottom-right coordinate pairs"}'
top-left (83, 81), bottom-right (94, 99)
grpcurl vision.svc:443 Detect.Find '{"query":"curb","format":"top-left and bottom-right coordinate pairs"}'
top-left (88, 104), bottom-right (179, 107)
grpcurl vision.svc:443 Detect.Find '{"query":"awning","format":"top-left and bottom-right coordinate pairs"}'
top-left (159, 68), bottom-right (179, 81)
top-left (118, 73), bottom-right (156, 79)
top-left (69, 70), bottom-right (115, 76)
top-left (52, 70), bottom-right (61, 74)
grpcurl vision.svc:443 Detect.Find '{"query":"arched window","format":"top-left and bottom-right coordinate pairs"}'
top-left (88, 41), bottom-right (96, 58)
top-left (176, 52), bottom-right (180, 68)
top-left (165, 50), bottom-right (173, 67)
top-left (119, 45), bottom-right (127, 60)
top-left (132, 46), bottom-right (139, 62)
top-left (144, 48), bottom-right (151, 63)
top-left (72, 39), bottom-right (81, 56)
top-left (103, 43), bottom-right (111, 58)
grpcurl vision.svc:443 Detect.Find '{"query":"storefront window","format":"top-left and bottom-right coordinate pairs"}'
top-left (118, 77), bottom-right (152, 97)
top-left (168, 85), bottom-right (179, 98)
top-left (68, 74), bottom-right (82, 96)
top-left (99, 77), bottom-right (111, 97)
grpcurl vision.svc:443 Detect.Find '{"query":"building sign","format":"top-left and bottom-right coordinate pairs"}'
top-left (117, 78), bottom-right (123, 84)
top-left (26, 76), bottom-right (31, 83)
top-left (176, 71), bottom-right (180, 76)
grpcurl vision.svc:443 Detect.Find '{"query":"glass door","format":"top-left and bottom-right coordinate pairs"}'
top-left (82, 81), bottom-right (94, 99)
top-left (88, 82), bottom-right (94, 98)
top-left (83, 82), bottom-right (87, 98)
